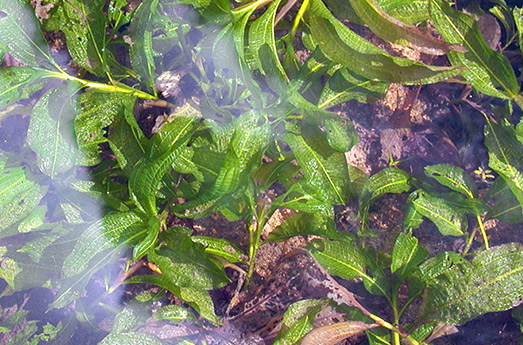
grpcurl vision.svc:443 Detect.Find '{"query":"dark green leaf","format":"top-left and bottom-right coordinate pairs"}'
top-left (27, 86), bottom-right (78, 178)
top-left (391, 232), bottom-right (428, 279)
top-left (425, 164), bottom-right (478, 198)
top-left (358, 167), bottom-right (411, 234)
top-left (409, 189), bottom-right (467, 236)
top-left (305, 0), bottom-right (460, 84)
top-left (0, 0), bottom-right (53, 66)
top-left (421, 243), bottom-right (523, 325)
top-left (430, 0), bottom-right (520, 100)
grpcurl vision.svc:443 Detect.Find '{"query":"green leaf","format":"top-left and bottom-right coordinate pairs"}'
top-left (126, 274), bottom-right (221, 324)
top-left (273, 183), bottom-right (334, 218)
top-left (358, 167), bottom-right (411, 234)
top-left (429, 0), bottom-right (520, 100)
top-left (347, 0), bottom-right (465, 54)
top-left (245, 0), bottom-right (286, 80)
top-left (148, 237), bottom-right (230, 290)
top-left (0, 158), bottom-right (46, 238)
top-left (408, 189), bottom-right (467, 236)
top-left (425, 164), bottom-right (478, 198)
top-left (99, 332), bottom-right (164, 345)
top-left (421, 243), bottom-right (523, 325)
top-left (322, 117), bottom-right (359, 153)
top-left (0, 67), bottom-right (45, 109)
top-left (46, 0), bottom-right (108, 77)
top-left (377, 0), bottom-right (430, 24)
top-left (0, 0), bottom-right (53, 66)
top-left (305, 0), bottom-right (460, 84)
top-left (62, 211), bottom-right (146, 278)
top-left (129, 106), bottom-right (201, 215)
top-left (318, 68), bottom-right (389, 109)
top-left (484, 117), bottom-right (523, 207)
top-left (154, 305), bottom-right (197, 323)
top-left (487, 180), bottom-right (523, 224)
top-left (308, 239), bottom-right (389, 296)
top-left (191, 236), bottom-right (246, 264)
top-left (390, 232), bottom-right (428, 279)
top-left (274, 299), bottom-right (325, 345)
top-left (128, 0), bottom-right (159, 92)
top-left (27, 86), bottom-right (78, 178)
top-left (75, 91), bottom-right (136, 166)
top-left (108, 113), bottom-right (146, 177)
top-left (515, 7), bottom-right (523, 57)
top-left (284, 123), bottom-right (350, 205)
top-left (267, 212), bottom-right (342, 243)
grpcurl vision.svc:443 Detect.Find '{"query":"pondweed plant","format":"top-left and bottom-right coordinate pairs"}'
top-left (0, 0), bottom-right (523, 344)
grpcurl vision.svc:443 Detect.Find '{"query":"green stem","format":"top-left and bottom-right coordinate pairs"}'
top-left (391, 288), bottom-right (401, 345)
top-left (476, 214), bottom-right (489, 250)
top-left (40, 69), bottom-right (157, 100)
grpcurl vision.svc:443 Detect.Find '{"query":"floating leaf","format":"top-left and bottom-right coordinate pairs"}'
top-left (27, 86), bottom-right (78, 178)
top-left (421, 243), bottom-right (523, 325)
top-left (430, 0), bottom-right (520, 100)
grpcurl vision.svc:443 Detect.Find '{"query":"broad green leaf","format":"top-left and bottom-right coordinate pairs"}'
top-left (377, 0), bottom-right (429, 24)
top-left (0, 67), bottom-right (45, 109)
top-left (148, 238), bottom-right (230, 290)
top-left (27, 86), bottom-right (78, 178)
top-left (129, 106), bottom-right (201, 215)
top-left (322, 117), bottom-right (359, 153)
top-left (267, 212), bottom-right (342, 243)
top-left (126, 274), bottom-right (221, 324)
top-left (246, 0), bottom-right (286, 80)
top-left (191, 236), bottom-right (246, 264)
top-left (62, 211), bottom-right (146, 278)
top-left (308, 239), bottom-right (389, 296)
top-left (358, 167), bottom-right (411, 234)
top-left (487, 180), bottom-right (523, 224)
top-left (430, 0), bottom-right (520, 100)
top-left (0, 0), bottom-right (53, 66)
top-left (421, 243), bottom-right (523, 325)
top-left (484, 117), bottom-right (523, 207)
top-left (390, 232), bottom-right (428, 279)
top-left (273, 182), bottom-right (334, 218)
top-left (132, 215), bottom-right (160, 260)
top-left (252, 157), bottom-right (299, 191)
top-left (99, 332), bottom-right (164, 345)
top-left (155, 305), bottom-right (197, 323)
top-left (348, 0), bottom-right (465, 55)
top-left (128, 0), bottom-right (159, 92)
top-left (0, 158), bottom-right (46, 238)
top-left (46, 0), bottom-right (108, 77)
top-left (409, 190), bottom-right (467, 236)
top-left (515, 7), bottom-right (523, 56)
top-left (273, 299), bottom-right (325, 345)
top-left (75, 91), bottom-right (136, 166)
top-left (173, 113), bottom-right (270, 218)
top-left (425, 164), bottom-right (478, 198)
top-left (318, 68), bottom-right (389, 109)
top-left (305, 0), bottom-right (460, 84)
top-left (108, 113), bottom-right (146, 177)
top-left (284, 123), bottom-right (350, 205)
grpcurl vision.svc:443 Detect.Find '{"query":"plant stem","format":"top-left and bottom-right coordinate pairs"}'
top-left (40, 69), bottom-right (157, 100)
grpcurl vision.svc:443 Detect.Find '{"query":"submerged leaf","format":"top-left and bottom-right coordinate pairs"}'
top-left (422, 243), bottom-right (523, 325)
top-left (301, 321), bottom-right (378, 345)
top-left (0, 67), bottom-right (45, 109)
top-left (348, 0), bottom-right (465, 54)
top-left (430, 0), bottom-right (519, 99)
top-left (425, 164), bottom-right (478, 198)
top-left (274, 299), bottom-right (325, 345)
top-left (391, 232), bottom-right (428, 279)
top-left (0, 0), bottom-right (53, 66)
top-left (305, 0), bottom-right (460, 84)
top-left (27, 86), bottom-right (78, 178)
